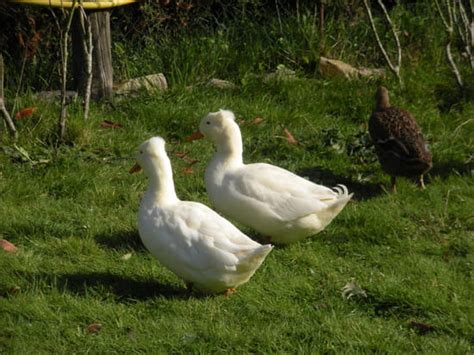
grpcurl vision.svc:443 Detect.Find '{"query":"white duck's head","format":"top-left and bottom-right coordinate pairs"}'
top-left (130, 136), bottom-right (178, 203)
top-left (199, 109), bottom-right (243, 157)
top-left (132, 136), bottom-right (167, 173)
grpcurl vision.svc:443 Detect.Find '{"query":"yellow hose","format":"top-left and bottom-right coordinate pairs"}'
top-left (8, 0), bottom-right (140, 9)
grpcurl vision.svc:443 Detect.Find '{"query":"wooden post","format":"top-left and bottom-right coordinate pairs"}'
top-left (72, 9), bottom-right (113, 101)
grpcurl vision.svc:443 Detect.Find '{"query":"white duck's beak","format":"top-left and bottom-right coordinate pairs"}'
top-left (185, 130), bottom-right (204, 142)
top-left (129, 162), bottom-right (142, 174)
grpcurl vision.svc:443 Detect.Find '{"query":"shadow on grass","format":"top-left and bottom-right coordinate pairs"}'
top-left (95, 230), bottom-right (146, 252)
top-left (429, 159), bottom-right (473, 180)
top-left (298, 166), bottom-right (384, 201)
top-left (55, 272), bottom-right (195, 301)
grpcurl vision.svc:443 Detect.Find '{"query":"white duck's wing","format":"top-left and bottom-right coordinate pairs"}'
top-left (224, 163), bottom-right (342, 222)
top-left (158, 201), bottom-right (262, 273)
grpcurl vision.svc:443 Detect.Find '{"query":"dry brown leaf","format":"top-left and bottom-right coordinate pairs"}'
top-left (409, 321), bottom-right (435, 335)
top-left (86, 323), bottom-right (102, 334)
top-left (251, 117), bottom-right (264, 125)
top-left (183, 167), bottom-right (194, 174)
top-left (174, 151), bottom-right (200, 165)
top-left (283, 128), bottom-right (298, 145)
top-left (186, 158), bottom-right (200, 166)
top-left (15, 107), bottom-right (37, 120)
top-left (237, 119), bottom-right (246, 126)
top-left (0, 239), bottom-right (18, 253)
top-left (174, 151), bottom-right (187, 158)
top-left (177, 2), bottom-right (193, 10)
top-left (9, 286), bottom-right (21, 295)
top-left (100, 120), bottom-right (123, 129)
top-left (184, 131), bottom-right (204, 142)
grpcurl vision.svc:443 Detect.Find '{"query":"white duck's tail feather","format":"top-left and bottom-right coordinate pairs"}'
top-left (314, 184), bottom-right (352, 230)
top-left (328, 184), bottom-right (353, 216)
top-left (237, 244), bottom-right (273, 272)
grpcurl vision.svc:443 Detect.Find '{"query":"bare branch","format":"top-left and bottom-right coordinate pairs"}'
top-left (456, 0), bottom-right (474, 71)
top-left (435, 0), bottom-right (452, 29)
top-left (58, 3), bottom-right (77, 141)
top-left (362, 0), bottom-right (402, 84)
top-left (446, 41), bottom-right (464, 86)
top-left (377, 0), bottom-right (402, 74)
top-left (435, 0), bottom-right (465, 87)
top-left (0, 54), bottom-right (18, 138)
top-left (79, 5), bottom-right (93, 120)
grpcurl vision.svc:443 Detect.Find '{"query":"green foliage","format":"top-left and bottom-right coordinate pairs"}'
top-left (0, 0), bottom-right (466, 91)
top-left (1, 73), bottom-right (473, 352)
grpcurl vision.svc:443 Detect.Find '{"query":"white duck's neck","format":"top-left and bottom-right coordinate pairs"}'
top-left (213, 122), bottom-right (244, 166)
top-left (144, 155), bottom-right (179, 205)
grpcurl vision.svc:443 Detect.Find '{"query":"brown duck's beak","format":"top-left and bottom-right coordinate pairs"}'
top-left (129, 163), bottom-right (142, 174)
top-left (185, 131), bottom-right (204, 142)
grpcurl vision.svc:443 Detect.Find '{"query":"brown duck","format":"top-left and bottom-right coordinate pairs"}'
top-left (369, 86), bottom-right (432, 192)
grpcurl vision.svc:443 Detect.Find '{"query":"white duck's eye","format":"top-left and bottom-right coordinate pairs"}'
top-left (139, 150), bottom-right (143, 154)
top-left (206, 121), bottom-right (211, 125)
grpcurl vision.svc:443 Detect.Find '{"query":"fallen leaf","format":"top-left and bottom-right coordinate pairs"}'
top-left (15, 107), bottom-right (37, 120)
top-left (183, 167), bottom-right (194, 174)
top-left (283, 128), bottom-right (298, 145)
top-left (174, 151), bottom-right (200, 165)
top-left (86, 323), bottom-right (102, 334)
top-left (341, 278), bottom-right (367, 299)
top-left (100, 120), bottom-right (123, 129)
top-left (121, 252), bottom-right (132, 261)
top-left (409, 321), bottom-right (435, 335)
top-left (186, 159), bottom-right (200, 166)
top-left (174, 151), bottom-right (187, 158)
top-left (237, 119), bottom-right (246, 126)
top-left (0, 239), bottom-right (18, 253)
top-left (185, 131), bottom-right (204, 142)
top-left (177, 1), bottom-right (193, 10)
top-left (9, 286), bottom-right (21, 295)
top-left (251, 117), bottom-right (264, 125)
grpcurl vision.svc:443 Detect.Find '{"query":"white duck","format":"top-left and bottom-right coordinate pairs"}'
top-left (195, 109), bottom-right (353, 245)
top-left (130, 136), bottom-right (273, 294)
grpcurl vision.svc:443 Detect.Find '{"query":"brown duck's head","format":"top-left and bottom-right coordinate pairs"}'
top-left (375, 86), bottom-right (390, 110)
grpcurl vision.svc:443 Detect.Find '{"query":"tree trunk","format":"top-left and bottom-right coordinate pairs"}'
top-left (72, 10), bottom-right (113, 101)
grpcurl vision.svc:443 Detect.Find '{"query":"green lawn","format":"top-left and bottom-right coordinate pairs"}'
top-left (1, 77), bottom-right (473, 352)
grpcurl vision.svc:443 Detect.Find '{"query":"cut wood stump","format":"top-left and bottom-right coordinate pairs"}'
top-left (72, 9), bottom-right (113, 101)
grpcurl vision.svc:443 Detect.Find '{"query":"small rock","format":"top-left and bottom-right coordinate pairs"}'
top-left (37, 90), bottom-right (78, 104)
top-left (114, 74), bottom-right (168, 95)
top-left (357, 67), bottom-right (386, 78)
top-left (207, 78), bottom-right (237, 90)
top-left (320, 57), bottom-right (359, 79)
top-left (320, 57), bottom-right (385, 79)
top-left (264, 65), bottom-right (296, 82)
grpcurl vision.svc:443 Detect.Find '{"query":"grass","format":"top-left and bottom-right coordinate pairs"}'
top-left (1, 2), bottom-right (474, 351)
top-left (1, 75), bottom-right (473, 352)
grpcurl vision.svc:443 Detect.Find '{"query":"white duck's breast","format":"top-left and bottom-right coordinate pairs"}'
top-left (138, 201), bottom-right (268, 292)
